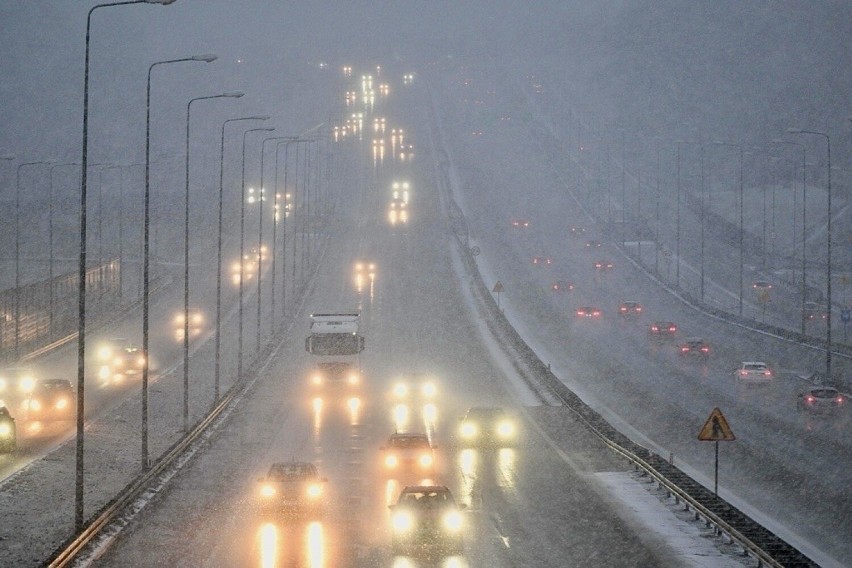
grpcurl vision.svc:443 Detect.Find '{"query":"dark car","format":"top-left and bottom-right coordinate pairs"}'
top-left (26, 379), bottom-right (75, 420)
top-left (569, 226), bottom-right (586, 237)
top-left (576, 306), bottom-right (602, 319)
top-left (617, 301), bottom-right (643, 317)
top-left (0, 406), bottom-right (15, 453)
top-left (797, 386), bottom-right (845, 412)
top-left (649, 321), bottom-right (677, 337)
top-left (584, 240), bottom-right (602, 250)
top-left (389, 485), bottom-right (466, 555)
top-left (510, 219), bottom-right (529, 228)
top-left (256, 461), bottom-right (327, 516)
top-left (458, 407), bottom-right (517, 446)
top-left (551, 280), bottom-right (574, 292)
top-left (381, 433), bottom-right (435, 474)
top-left (310, 361), bottom-right (360, 388)
top-left (532, 256), bottom-right (553, 266)
top-left (594, 260), bottom-right (614, 271)
top-left (678, 337), bottom-right (710, 358)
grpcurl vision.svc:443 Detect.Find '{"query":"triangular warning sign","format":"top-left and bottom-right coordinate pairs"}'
top-left (493, 281), bottom-right (504, 293)
top-left (698, 407), bottom-right (735, 441)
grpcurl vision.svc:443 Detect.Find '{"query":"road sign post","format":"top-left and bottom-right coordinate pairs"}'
top-left (698, 407), bottom-right (735, 496)
top-left (493, 280), bottom-right (504, 309)
top-left (841, 308), bottom-right (850, 341)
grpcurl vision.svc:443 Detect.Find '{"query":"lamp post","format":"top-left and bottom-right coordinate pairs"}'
top-left (79, 0), bottom-right (178, 532)
top-left (773, 139), bottom-right (808, 334)
top-left (712, 141), bottom-right (744, 316)
top-left (15, 161), bottom-right (51, 359)
top-left (239, 127), bottom-right (275, 382)
top-left (788, 128), bottom-right (832, 378)
top-left (142, 52), bottom-right (216, 470)
top-left (181, 91), bottom-right (243, 432)
top-left (256, 136), bottom-right (288, 353)
top-left (215, 116), bottom-right (269, 402)
top-left (271, 137), bottom-right (298, 330)
top-left (180, 92), bottom-right (244, 430)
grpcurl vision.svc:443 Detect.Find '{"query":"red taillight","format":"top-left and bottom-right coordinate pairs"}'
top-left (701, 347), bottom-right (709, 352)
top-left (837, 396), bottom-right (845, 404)
top-left (651, 326), bottom-right (658, 331)
top-left (740, 371), bottom-right (747, 376)
top-left (636, 307), bottom-right (642, 312)
top-left (681, 347), bottom-right (689, 352)
top-left (620, 307), bottom-right (627, 312)
top-left (576, 311), bottom-right (584, 316)
top-left (806, 395), bottom-right (815, 403)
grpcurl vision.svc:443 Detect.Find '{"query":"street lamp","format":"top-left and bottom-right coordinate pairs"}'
top-left (142, 53), bottom-right (216, 469)
top-left (16, 160), bottom-right (51, 359)
top-left (256, 136), bottom-right (289, 352)
top-left (239, 127), bottom-right (275, 382)
top-left (78, 0), bottom-right (178, 532)
top-left (271, 137), bottom-right (298, 330)
top-left (773, 139), bottom-right (807, 333)
top-left (712, 141), bottom-right (744, 316)
top-left (181, 91), bottom-right (243, 432)
top-left (787, 128), bottom-right (833, 378)
top-left (215, 116), bottom-right (269, 402)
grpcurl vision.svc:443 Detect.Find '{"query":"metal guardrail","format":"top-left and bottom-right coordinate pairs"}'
top-left (425, 81), bottom-right (818, 566)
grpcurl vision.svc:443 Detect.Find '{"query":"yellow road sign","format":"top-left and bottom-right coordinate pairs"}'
top-left (698, 407), bottom-right (735, 441)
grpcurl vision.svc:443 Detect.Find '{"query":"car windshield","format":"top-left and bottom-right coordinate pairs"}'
top-left (267, 463), bottom-right (316, 481)
top-left (400, 490), bottom-right (454, 507)
top-left (811, 389), bottom-right (838, 398)
top-left (466, 408), bottom-right (505, 420)
top-left (744, 364), bottom-right (766, 371)
top-left (37, 380), bottom-right (71, 391)
top-left (389, 436), bottom-right (430, 449)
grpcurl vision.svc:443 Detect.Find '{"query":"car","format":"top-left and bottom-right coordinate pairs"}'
top-left (617, 301), bottom-right (643, 316)
top-left (594, 260), bottom-right (614, 271)
top-left (389, 485), bottom-right (465, 555)
top-left (649, 321), bottom-right (677, 337)
top-left (256, 461), bottom-right (327, 516)
top-left (174, 308), bottom-right (204, 341)
top-left (388, 198), bottom-right (408, 225)
top-left (803, 301), bottom-right (828, 321)
top-left (584, 240), bottom-right (602, 250)
top-left (309, 361), bottom-right (360, 388)
top-left (25, 379), bottom-right (75, 420)
top-left (551, 280), bottom-right (574, 292)
top-left (735, 361), bottom-right (773, 382)
top-left (96, 339), bottom-right (145, 381)
top-left (391, 181), bottom-right (410, 203)
top-left (575, 306), bottom-right (602, 319)
top-left (458, 407), bottom-right (517, 446)
top-left (391, 374), bottom-right (438, 400)
top-left (752, 280), bottom-right (773, 290)
top-left (510, 219), bottom-right (530, 228)
top-left (569, 226), bottom-right (586, 237)
top-left (678, 337), bottom-right (710, 358)
top-left (0, 367), bottom-right (37, 412)
top-left (797, 386), bottom-right (846, 412)
top-left (0, 406), bottom-right (15, 453)
top-left (381, 433), bottom-right (436, 473)
top-left (532, 256), bottom-right (553, 266)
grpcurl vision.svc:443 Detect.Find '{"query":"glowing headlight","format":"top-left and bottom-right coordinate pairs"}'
top-left (307, 484), bottom-right (322, 498)
top-left (497, 421), bottom-right (514, 438)
top-left (98, 347), bottom-right (112, 361)
top-left (385, 455), bottom-right (399, 468)
top-left (460, 423), bottom-right (477, 438)
top-left (347, 374), bottom-right (359, 385)
top-left (392, 511), bottom-right (413, 533)
top-left (28, 399), bottom-right (41, 412)
top-left (443, 511), bottom-right (463, 532)
top-left (312, 375), bottom-right (323, 385)
top-left (98, 366), bottom-right (111, 380)
top-left (0, 378), bottom-right (7, 391)
top-left (56, 398), bottom-right (69, 410)
top-left (20, 378), bottom-right (35, 393)
top-left (393, 383), bottom-right (408, 397)
top-left (347, 397), bottom-right (361, 411)
top-left (419, 454), bottom-right (433, 468)
top-left (0, 423), bottom-right (12, 437)
top-left (260, 484), bottom-right (276, 498)
top-left (421, 382), bottom-right (436, 397)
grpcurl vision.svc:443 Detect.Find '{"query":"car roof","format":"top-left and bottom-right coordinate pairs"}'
top-left (742, 361), bottom-right (767, 366)
top-left (652, 321), bottom-right (674, 325)
top-left (685, 337), bottom-right (705, 343)
top-left (36, 379), bottom-right (73, 387)
top-left (389, 432), bottom-right (430, 441)
top-left (401, 485), bottom-right (450, 493)
top-left (805, 386), bottom-right (839, 395)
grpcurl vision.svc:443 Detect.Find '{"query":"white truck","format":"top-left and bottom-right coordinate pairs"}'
top-left (304, 312), bottom-right (365, 356)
